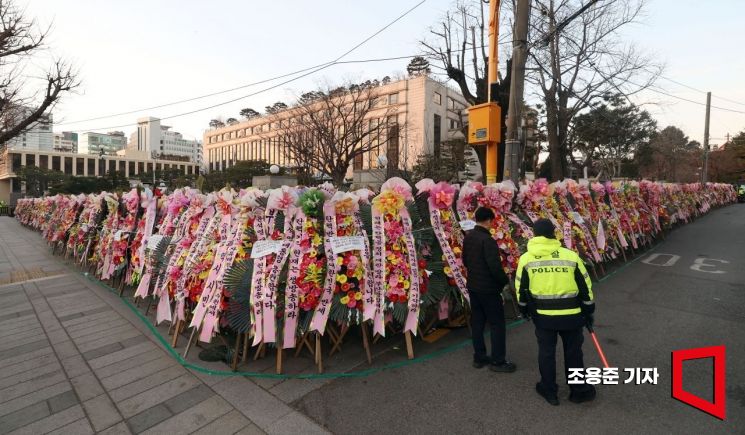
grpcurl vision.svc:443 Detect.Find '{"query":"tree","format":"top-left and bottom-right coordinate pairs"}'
top-left (209, 119), bottom-right (225, 129)
top-left (226, 117), bottom-right (239, 125)
top-left (202, 160), bottom-right (270, 191)
top-left (527, 0), bottom-right (661, 180)
top-left (278, 84), bottom-right (398, 185)
top-left (709, 132), bottom-right (745, 182)
top-left (406, 56), bottom-right (431, 77)
top-left (637, 126), bottom-right (701, 182)
top-left (412, 139), bottom-right (477, 182)
top-left (420, 0), bottom-right (511, 177)
top-left (571, 95), bottom-right (656, 178)
top-left (265, 102), bottom-right (288, 115)
top-left (0, 1), bottom-right (80, 150)
top-left (14, 166), bottom-right (64, 197)
top-left (239, 108), bottom-right (261, 120)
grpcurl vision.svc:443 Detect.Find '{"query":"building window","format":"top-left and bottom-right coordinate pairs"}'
top-left (449, 119), bottom-right (459, 130)
top-left (433, 114), bottom-right (442, 157)
top-left (448, 97), bottom-right (455, 110)
top-left (388, 93), bottom-right (399, 105)
top-left (433, 92), bottom-right (442, 105)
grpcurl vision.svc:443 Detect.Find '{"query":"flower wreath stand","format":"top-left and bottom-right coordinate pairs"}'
top-left (371, 178), bottom-right (424, 359)
top-left (250, 186), bottom-right (297, 374)
top-left (311, 189), bottom-right (374, 368)
top-left (414, 179), bottom-right (471, 332)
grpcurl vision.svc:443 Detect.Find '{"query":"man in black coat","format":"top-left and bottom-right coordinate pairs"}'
top-left (462, 207), bottom-right (516, 372)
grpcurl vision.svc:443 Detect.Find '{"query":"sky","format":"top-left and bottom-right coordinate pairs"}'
top-left (19, 0), bottom-right (745, 148)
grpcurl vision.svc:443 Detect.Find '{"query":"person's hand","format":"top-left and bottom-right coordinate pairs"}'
top-left (584, 313), bottom-right (594, 330)
top-left (519, 304), bottom-right (531, 320)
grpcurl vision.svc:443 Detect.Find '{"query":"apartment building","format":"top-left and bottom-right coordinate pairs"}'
top-left (129, 117), bottom-right (202, 165)
top-left (203, 75), bottom-right (469, 177)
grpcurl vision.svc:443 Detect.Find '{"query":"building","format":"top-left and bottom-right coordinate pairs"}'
top-left (128, 117), bottom-right (202, 165)
top-left (0, 147), bottom-right (199, 205)
top-left (6, 112), bottom-right (53, 152)
top-left (53, 132), bottom-right (78, 153)
top-left (78, 131), bottom-right (127, 155)
top-left (202, 75), bottom-right (471, 181)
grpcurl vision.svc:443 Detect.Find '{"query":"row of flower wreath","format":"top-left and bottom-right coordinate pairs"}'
top-left (14, 179), bottom-right (737, 350)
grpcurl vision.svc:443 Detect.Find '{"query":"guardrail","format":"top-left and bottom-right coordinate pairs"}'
top-left (0, 205), bottom-right (14, 217)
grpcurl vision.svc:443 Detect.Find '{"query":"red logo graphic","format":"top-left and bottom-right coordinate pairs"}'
top-left (671, 345), bottom-right (726, 420)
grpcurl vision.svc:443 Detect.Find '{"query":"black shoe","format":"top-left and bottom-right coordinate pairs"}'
top-left (489, 360), bottom-right (517, 373)
top-left (569, 387), bottom-right (597, 404)
top-left (472, 357), bottom-right (490, 369)
top-left (536, 383), bottom-right (559, 406)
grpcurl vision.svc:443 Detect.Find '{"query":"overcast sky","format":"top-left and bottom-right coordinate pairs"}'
top-left (21, 0), bottom-right (745, 147)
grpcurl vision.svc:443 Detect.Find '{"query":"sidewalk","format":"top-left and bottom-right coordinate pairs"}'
top-left (0, 217), bottom-right (329, 435)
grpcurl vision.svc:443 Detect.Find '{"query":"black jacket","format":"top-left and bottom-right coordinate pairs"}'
top-left (462, 225), bottom-right (509, 293)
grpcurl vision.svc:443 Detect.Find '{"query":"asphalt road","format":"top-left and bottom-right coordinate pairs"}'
top-left (294, 204), bottom-right (745, 434)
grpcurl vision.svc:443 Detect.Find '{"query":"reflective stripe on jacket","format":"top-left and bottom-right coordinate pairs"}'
top-left (515, 236), bottom-right (594, 316)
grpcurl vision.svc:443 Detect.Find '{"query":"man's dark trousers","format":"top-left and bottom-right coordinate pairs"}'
top-left (469, 291), bottom-right (506, 363)
top-left (535, 326), bottom-right (593, 393)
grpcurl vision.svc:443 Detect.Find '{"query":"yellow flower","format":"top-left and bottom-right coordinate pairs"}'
top-left (489, 228), bottom-right (496, 235)
top-left (337, 274), bottom-right (348, 284)
top-left (403, 280), bottom-right (410, 289)
top-left (340, 295), bottom-right (350, 304)
top-left (336, 257), bottom-right (344, 266)
top-left (198, 270), bottom-right (209, 280)
top-left (354, 292), bottom-right (362, 300)
top-left (312, 234), bottom-right (322, 246)
top-left (309, 248), bottom-right (317, 258)
top-left (453, 247), bottom-right (461, 255)
top-left (354, 269), bottom-right (364, 280)
top-left (443, 266), bottom-right (452, 275)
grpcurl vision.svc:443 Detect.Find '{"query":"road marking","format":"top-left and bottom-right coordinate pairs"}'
top-left (641, 253), bottom-right (680, 267)
top-left (690, 257), bottom-right (729, 274)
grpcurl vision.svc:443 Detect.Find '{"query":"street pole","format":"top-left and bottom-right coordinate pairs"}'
top-left (503, 0), bottom-right (531, 184)
top-left (485, 0), bottom-right (501, 184)
top-left (702, 91), bottom-right (711, 184)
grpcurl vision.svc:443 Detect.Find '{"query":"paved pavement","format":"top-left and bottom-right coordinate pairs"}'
top-left (0, 217), bottom-right (328, 435)
top-left (1, 204), bottom-right (743, 434)
top-left (295, 204), bottom-right (745, 434)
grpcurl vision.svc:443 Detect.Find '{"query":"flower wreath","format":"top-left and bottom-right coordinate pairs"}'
top-left (191, 189), bottom-right (261, 343)
top-left (251, 186), bottom-right (297, 346)
top-left (371, 178), bottom-right (422, 336)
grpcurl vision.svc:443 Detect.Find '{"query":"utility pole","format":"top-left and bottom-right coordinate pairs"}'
top-left (503, 0), bottom-right (532, 184)
top-left (702, 91), bottom-right (711, 183)
top-left (467, 0), bottom-right (501, 184)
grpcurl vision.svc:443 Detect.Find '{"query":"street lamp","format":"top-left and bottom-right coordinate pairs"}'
top-left (269, 164), bottom-right (280, 175)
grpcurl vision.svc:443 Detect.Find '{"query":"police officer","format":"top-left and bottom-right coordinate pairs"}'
top-left (462, 207), bottom-right (516, 373)
top-left (516, 219), bottom-right (596, 405)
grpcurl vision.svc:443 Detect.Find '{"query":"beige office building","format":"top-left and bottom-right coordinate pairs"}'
top-left (203, 75), bottom-right (470, 180)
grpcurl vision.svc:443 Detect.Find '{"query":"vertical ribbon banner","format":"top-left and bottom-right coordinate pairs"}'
top-left (282, 211), bottom-right (305, 347)
top-left (372, 178), bottom-right (420, 336)
top-left (416, 179), bottom-right (469, 302)
top-left (562, 221), bottom-right (573, 249)
top-left (129, 188), bottom-right (157, 286)
top-left (310, 200), bottom-right (336, 335)
top-left (353, 189), bottom-right (373, 325)
top-left (175, 191), bottom-right (232, 322)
